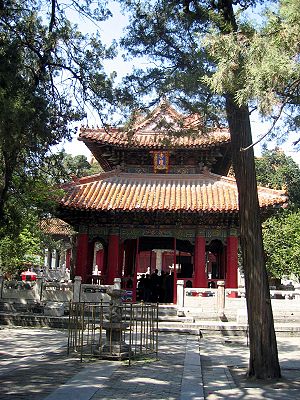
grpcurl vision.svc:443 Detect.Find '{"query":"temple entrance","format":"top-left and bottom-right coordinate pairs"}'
top-left (74, 230), bottom-right (238, 302)
top-left (123, 236), bottom-right (193, 303)
top-left (206, 240), bottom-right (225, 288)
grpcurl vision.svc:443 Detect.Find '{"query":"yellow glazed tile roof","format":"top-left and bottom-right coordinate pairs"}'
top-left (79, 101), bottom-right (230, 149)
top-left (40, 218), bottom-right (75, 235)
top-left (79, 127), bottom-right (230, 149)
top-left (60, 171), bottom-right (287, 213)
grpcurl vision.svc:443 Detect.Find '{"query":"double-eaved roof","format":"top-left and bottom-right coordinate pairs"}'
top-left (58, 102), bottom-right (288, 221)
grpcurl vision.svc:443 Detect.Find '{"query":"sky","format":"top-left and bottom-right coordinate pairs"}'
top-left (60, 1), bottom-right (300, 165)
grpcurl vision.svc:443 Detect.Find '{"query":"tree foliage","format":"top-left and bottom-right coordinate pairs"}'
top-left (263, 210), bottom-right (300, 281)
top-left (59, 151), bottom-right (103, 179)
top-left (119, 0), bottom-right (228, 124)
top-left (256, 148), bottom-right (300, 208)
top-left (0, 0), bottom-right (115, 228)
top-left (204, 0), bottom-right (300, 138)
top-left (255, 148), bottom-right (300, 279)
top-left (0, 214), bottom-right (43, 275)
top-left (0, 151), bottom-right (99, 274)
top-left (43, 151), bottom-right (103, 184)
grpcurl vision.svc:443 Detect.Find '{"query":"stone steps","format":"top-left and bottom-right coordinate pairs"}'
top-left (0, 301), bottom-right (43, 314)
top-left (1, 301), bottom-right (300, 336)
top-left (0, 312), bottom-right (70, 329)
top-left (157, 320), bottom-right (300, 337)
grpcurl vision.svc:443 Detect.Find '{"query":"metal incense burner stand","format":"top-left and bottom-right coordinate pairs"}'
top-left (67, 282), bottom-right (159, 364)
top-left (100, 288), bottom-right (132, 359)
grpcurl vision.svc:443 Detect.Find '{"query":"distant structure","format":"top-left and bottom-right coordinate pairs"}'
top-left (40, 218), bottom-right (75, 280)
top-left (56, 101), bottom-right (287, 302)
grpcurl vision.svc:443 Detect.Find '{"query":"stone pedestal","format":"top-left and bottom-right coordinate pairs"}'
top-left (44, 302), bottom-right (64, 316)
top-left (100, 321), bottom-right (131, 359)
top-left (97, 288), bottom-right (132, 360)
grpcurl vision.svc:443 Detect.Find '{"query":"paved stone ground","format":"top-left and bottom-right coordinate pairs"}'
top-left (0, 327), bottom-right (85, 399)
top-left (200, 336), bottom-right (300, 399)
top-left (1, 325), bottom-right (300, 399)
top-left (0, 327), bottom-right (202, 400)
top-left (90, 336), bottom-right (185, 400)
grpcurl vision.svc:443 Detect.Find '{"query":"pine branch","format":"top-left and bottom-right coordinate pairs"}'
top-left (241, 101), bottom-right (287, 152)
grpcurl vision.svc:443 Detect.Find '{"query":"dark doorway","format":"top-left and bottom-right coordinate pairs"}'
top-left (206, 239), bottom-right (225, 287)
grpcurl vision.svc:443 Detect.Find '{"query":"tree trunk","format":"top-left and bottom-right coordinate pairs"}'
top-left (70, 234), bottom-right (78, 281)
top-left (225, 94), bottom-right (281, 379)
top-left (0, 150), bottom-right (14, 228)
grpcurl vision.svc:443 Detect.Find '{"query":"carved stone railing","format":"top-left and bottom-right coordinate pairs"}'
top-left (177, 280), bottom-right (300, 321)
top-left (1, 278), bottom-right (40, 303)
top-left (42, 282), bottom-right (73, 303)
top-left (0, 275), bottom-right (114, 306)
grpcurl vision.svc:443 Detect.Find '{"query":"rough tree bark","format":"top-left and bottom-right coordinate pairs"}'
top-left (0, 150), bottom-right (15, 227)
top-left (225, 95), bottom-right (281, 379)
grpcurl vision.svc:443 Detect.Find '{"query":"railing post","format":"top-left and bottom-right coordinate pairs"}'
top-left (114, 277), bottom-right (121, 290)
top-left (217, 280), bottom-right (225, 318)
top-left (294, 284), bottom-right (300, 301)
top-left (73, 276), bottom-right (82, 302)
top-left (177, 279), bottom-right (185, 310)
top-left (36, 274), bottom-right (43, 302)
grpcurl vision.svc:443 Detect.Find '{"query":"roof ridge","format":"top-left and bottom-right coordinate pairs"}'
top-left (61, 169), bottom-right (121, 187)
top-left (62, 170), bottom-right (235, 184)
top-left (132, 101), bottom-right (182, 130)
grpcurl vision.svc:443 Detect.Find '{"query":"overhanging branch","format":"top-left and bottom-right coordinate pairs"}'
top-left (241, 101), bottom-right (287, 152)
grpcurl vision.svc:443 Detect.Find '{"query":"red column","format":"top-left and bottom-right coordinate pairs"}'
top-left (226, 236), bottom-right (239, 288)
top-left (86, 241), bottom-right (94, 283)
top-left (65, 248), bottom-right (71, 270)
top-left (118, 241), bottom-right (124, 277)
top-left (106, 234), bottom-right (120, 284)
top-left (75, 233), bottom-right (89, 282)
top-left (124, 239), bottom-right (136, 277)
top-left (132, 238), bottom-right (140, 302)
top-left (101, 246), bottom-right (107, 281)
top-left (194, 236), bottom-right (207, 288)
top-left (173, 238), bottom-right (177, 304)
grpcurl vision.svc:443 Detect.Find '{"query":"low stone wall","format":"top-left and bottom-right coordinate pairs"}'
top-left (1, 275), bottom-right (299, 316)
top-left (0, 275), bottom-right (114, 306)
top-left (80, 284), bottom-right (111, 303)
top-left (176, 281), bottom-right (300, 321)
top-left (0, 313), bottom-right (70, 328)
top-left (42, 282), bottom-right (73, 303)
top-left (183, 288), bottom-right (218, 309)
top-left (2, 282), bottom-right (38, 303)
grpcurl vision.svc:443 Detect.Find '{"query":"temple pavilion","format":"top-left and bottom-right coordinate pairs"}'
top-left (57, 101), bottom-right (287, 302)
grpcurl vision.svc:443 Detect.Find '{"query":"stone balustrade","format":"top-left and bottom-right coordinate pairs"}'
top-left (0, 275), bottom-right (114, 305)
top-left (176, 280), bottom-right (300, 322)
top-left (0, 274), bottom-right (299, 314)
